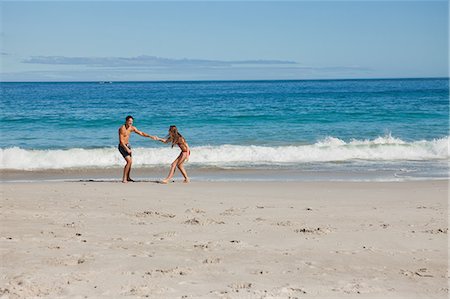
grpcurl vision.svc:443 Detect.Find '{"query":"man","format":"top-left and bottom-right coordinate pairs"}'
top-left (118, 115), bottom-right (158, 183)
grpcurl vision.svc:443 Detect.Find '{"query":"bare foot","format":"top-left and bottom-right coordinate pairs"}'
top-left (183, 179), bottom-right (190, 183)
top-left (122, 180), bottom-right (128, 183)
top-left (159, 179), bottom-right (169, 184)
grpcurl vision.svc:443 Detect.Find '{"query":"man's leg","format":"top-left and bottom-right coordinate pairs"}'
top-left (122, 156), bottom-right (132, 183)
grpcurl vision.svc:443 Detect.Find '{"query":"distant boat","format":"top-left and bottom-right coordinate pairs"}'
top-left (99, 81), bottom-right (113, 84)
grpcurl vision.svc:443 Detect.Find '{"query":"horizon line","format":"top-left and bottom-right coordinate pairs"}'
top-left (0, 76), bottom-right (448, 84)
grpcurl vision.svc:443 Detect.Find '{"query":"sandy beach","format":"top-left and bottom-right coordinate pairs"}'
top-left (2, 0), bottom-right (448, 298)
top-left (0, 180), bottom-right (448, 298)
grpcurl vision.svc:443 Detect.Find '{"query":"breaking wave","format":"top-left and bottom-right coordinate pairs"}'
top-left (1, 135), bottom-right (448, 170)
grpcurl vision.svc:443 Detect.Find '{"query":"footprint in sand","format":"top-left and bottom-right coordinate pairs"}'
top-left (124, 285), bottom-right (168, 297)
top-left (129, 250), bottom-right (153, 258)
top-left (229, 282), bottom-right (252, 291)
top-left (205, 218), bottom-right (225, 225)
top-left (251, 269), bottom-right (269, 275)
top-left (183, 218), bottom-right (225, 225)
top-left (193, 241), bottom-right (218, 250)
top-left (194, 244), bottom-right (209, 250)
top-left (45, 254), bottom-right (93, 266)
top-left (202, 257), bottom-right (221, 264)
top-left (293, 226), bottom-right (331, 235)
top-left (153, 231), bottom-right (177, 240)
top-left (256, 205), bottom-right (276, 209)
top-left (132, 221), bottom-right (147, 225)
top-left (274, 220), bottom-right (294, 226)
top-left (254, 217), bottom-right (266, 222)
top-left (1, 277), bottom-right (64, 298)
top-left (146, 266), bottom-right (191, 277)
top-left (220, 207), bottom-right (248, 216)
top-left (332, 281), bottom-right (381, 294)
top-left (183, 218), bottom-right (201, 225)
top-left (47, 244), bottom-right (62, 250)
top-left (422, 228), bottom-right (448, 234)
top-left (413, 268), bottom-right (434, 277)
top-left (281, 287), bottom-right (307, 295)
top-left (416, 205), bottom-right (439, 211)
top-left (134, 210), bottom-right (176, 218)
top-left (380, 223), bottom-right (390, 229)
top-left (63, 221), bottom-right (80, 228)
top-left (209, 289), bottom-right (230, 296)
top-left (185, 208), bottom-right (206, 214)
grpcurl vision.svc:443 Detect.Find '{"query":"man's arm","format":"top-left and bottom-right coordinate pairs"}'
top-left (133, 126), bottom-right (158, 140)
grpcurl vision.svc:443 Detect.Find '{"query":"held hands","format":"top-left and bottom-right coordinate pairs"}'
top-left (148, 135), bottom-right (166, 143)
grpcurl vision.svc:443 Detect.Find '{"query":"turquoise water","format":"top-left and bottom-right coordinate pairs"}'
top-left (1, 78), bottom-right (448, 180)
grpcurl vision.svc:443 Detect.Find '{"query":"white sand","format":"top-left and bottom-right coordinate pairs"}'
top-left (0, 180), bottom-right (448, 298)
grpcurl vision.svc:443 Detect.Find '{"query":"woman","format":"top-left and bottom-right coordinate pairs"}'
top-left (157, 125), bottom-right (190, 184)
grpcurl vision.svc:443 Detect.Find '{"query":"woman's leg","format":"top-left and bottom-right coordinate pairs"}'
top-left (161, 153), bottom-right (182, 183)
top-left (177, 152), bottom-right (190, 183)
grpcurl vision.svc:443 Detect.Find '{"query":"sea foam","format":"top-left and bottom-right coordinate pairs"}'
top-left (1, 135), bottom-right (448, 170)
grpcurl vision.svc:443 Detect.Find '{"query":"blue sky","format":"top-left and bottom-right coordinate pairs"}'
top-left (0, 1), bottom-right (448, 81)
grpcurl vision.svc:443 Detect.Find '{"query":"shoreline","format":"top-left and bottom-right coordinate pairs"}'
top-left (1, 167), bottom-right (448, 183)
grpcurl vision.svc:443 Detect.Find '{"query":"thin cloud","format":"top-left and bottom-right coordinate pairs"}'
top-left (8, 55), bottom-right (373, 81)
top-left (22, 55), bottom-right (298, 68)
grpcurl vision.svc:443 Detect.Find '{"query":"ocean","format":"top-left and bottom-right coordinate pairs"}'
top-left (1, 78), bottom-right (448, 181)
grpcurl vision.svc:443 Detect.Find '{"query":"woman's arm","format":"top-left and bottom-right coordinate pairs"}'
top-left (155, 137), bottom-right (168, 143)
